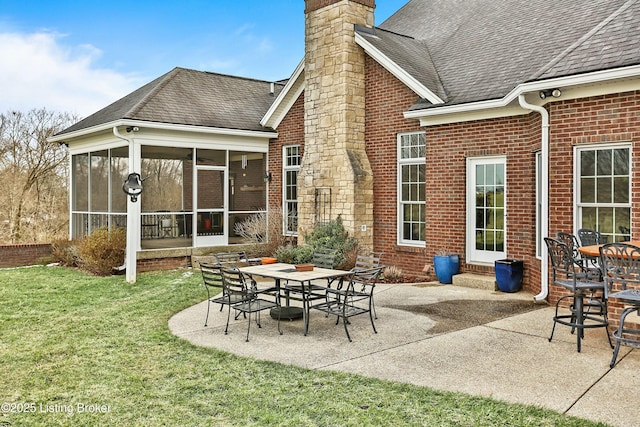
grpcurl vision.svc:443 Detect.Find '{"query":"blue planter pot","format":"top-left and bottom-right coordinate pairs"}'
top-left (434, 254), bottom-right (459, 284)
top-left (495, 259), bottom-right (524, 292)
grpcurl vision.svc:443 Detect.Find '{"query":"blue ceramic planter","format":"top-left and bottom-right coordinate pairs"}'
top-left (495, 259), bottom-right (524, 292)
top-left (434, 254), bottom-right (459, 284)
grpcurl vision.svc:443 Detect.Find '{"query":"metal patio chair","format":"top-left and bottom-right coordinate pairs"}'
top-left (220, 266), bottom-right (281, 342)
top-left (577, 228), bottom-right (607, 272)
top-left (544, 237), bottom-right (611, 352)
top-left (599, 242), bottom-right (640, 367)
top-left (351, 250), bottom-right (384, 318)
top-left (311, 266), bottom-right (384, 342)
top-left (201, 262), bottom-right (247, 327)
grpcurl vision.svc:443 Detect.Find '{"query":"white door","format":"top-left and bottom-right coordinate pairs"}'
top-left (466, 157), bottom-right (507, 264)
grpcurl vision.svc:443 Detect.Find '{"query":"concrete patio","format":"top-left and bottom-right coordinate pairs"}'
top-left (169, 282), bottom-right (639, 427)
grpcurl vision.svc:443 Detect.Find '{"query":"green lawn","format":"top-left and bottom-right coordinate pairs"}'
top-left (0, 266), bottom-right (609, 426)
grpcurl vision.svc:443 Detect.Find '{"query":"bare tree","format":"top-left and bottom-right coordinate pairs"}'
top-left (0, 109), bottom-right (77, 243)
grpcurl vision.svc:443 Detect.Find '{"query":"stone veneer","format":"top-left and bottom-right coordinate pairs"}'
top-left (300, 0), bottom-right (375, 248)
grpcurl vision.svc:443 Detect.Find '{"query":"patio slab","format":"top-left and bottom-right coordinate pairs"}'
top-left (169, 283), bottom-right (639, 427)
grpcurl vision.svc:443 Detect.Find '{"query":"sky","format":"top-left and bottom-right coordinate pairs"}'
top-left (0, 0), bottom-right (408, 118)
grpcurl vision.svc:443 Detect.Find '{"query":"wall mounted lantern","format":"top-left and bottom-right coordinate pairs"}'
top-left (264, 171), bottom-right (272, 183)
top-left (122, 172), bottom-right (144, 202)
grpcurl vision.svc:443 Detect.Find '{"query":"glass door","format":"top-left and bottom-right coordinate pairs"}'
top-left (195, 167), bottom-right (226, 246)
top-left (467, 157), bottom-right (507, 264)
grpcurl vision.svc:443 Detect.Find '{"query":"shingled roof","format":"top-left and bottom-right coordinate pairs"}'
top-left (368, 0), bottom-right (640, 108)
top-left (58, 67), bottom-right (285, 135)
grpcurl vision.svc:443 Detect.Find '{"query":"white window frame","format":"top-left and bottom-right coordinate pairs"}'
top-left (397, 131), bottom-right (426, 247)
top-left (466, 156), bottom-right (507, 265)
top-left (283, 145), bottom-right (301, 236)
top-left (574, 143), bottom-right (631, 242)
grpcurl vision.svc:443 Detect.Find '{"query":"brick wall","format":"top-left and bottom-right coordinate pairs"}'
top-left (547, 90), bottom-right (640, 326)
top-left (0, 243), bottom-right (52, 268)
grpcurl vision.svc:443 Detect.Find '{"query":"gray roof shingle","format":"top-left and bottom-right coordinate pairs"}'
top-left (377, 0), bottom-right (637, 107)
top-left (59, 67), bottom-right (284, 135)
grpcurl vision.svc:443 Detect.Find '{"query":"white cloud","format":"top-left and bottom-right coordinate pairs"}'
top-left (0, 31), bottom-right (143, 117)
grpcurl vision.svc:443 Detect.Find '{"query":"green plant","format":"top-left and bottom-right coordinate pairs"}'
top-left (274, 244), bottom-right (314, 264)
top-left (77, 227), bottom-right (127, 275)
top-left (303, 216), bottom-right (357, 268)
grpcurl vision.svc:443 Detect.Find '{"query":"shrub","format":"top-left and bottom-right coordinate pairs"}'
top-left (303, 216), bottom-right (357, 268)
top-left (77, 227), bottom-right (127, 276)
top-left (234, 207), bottom-right (290, 257)
top-left (51, 238), bottom-right (82, 267)
top-left (274, 244), bottom-right (314, 264)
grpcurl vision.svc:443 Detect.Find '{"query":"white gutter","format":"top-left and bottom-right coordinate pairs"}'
top-left (113, 126), bottom-right (139, 283)
top-left (517, 94), bottom-right (549, 301)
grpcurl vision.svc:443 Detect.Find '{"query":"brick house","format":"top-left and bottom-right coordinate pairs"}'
top-left (51, 0), bottom-right (640, 309)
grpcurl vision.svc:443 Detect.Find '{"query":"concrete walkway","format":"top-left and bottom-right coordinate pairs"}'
top-left (169, 282), bottom-right (639, 427)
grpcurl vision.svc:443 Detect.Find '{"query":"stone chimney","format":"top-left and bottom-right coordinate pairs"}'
top-left (300, 0), bottom-right (375, 248)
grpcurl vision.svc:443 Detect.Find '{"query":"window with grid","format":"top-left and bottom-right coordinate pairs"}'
top-left (283, 145), bottom-right (300, 235)
top-left (398, 132), bottom-right (426, 245)
top-left (576, 145), bottom-right (631, 242)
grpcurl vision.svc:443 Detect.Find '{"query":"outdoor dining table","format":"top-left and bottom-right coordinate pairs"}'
top-left (578, 240), bottom-right (640, 258)
top-left (239, 262), bottom-right (351, 336)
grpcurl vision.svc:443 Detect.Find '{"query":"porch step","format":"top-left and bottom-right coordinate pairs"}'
top-left (452, 273), bottom-right (497, 291)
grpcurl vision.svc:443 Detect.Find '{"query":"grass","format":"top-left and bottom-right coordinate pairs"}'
top-left (0, 266), bottom-right (610, 426)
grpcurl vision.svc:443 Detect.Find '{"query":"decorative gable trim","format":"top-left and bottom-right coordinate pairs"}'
top-left (354, 31), bottom-right (444, 105)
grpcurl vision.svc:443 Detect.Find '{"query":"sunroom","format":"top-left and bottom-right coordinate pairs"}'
top-left (50, 68), bottom-right (283, 282)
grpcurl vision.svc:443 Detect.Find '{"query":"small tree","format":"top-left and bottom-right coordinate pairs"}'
top-left (233, 206), bottom-right (290, 256)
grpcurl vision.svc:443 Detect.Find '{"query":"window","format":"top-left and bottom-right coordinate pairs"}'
top-left (398, 132), bottom-right (426, 245)
top-left (576, 145), bottom-right (630, 242)
top-left (466, 156), bottom-right (506, 264)
top-left (283, 145), bottom-right (300, 235)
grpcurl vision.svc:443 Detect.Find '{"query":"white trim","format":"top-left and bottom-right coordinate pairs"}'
top-left (405, 64), bottom-right (640, 125)
top-left (48, 119), bottom-right (278, 144)
top-left (355, 32), bottom-right (444, 104)
top-left (261, 59), bottom-right (305, 129)
top-left (397, 131), bottom-right (427, 247)
top-left (466, 156), bottom-right (507, 265)
top-left (573, 142), bottom-right (632, 240)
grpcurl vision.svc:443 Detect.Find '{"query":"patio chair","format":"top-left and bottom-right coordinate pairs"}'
top-left (544, 237), bottom-right (611, 352)
top-left (599, 242), bottom-right (640, 367)
top-left (214, 251), bottom-right (260, 267)
top-left (577, 228), bottom-right (607, 246)
top-left (351, 250), bottom-right (384, 319)
top-left (284, 246), bottom-right (342, 324)
top-left (576, 228), bottom-right (607, 273)
top-left (311, 266), bottom-right (384, 342)
top-left (201, 262), bottom-right (248, 327)
top-left (352, 250), bottom-right (383, 271)
top-left (220, 266), bottom-right (281, 341)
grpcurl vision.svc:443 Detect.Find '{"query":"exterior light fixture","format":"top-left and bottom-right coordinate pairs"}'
top-left (122, 172), bottom-right (144, 202)
top-left (539, 88), bottom-right (562, 99)
top-left (264, 171), bottom-right (272, 183)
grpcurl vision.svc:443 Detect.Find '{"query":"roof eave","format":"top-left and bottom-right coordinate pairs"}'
top-left (354, 32), bottom-right (444, 105)
top-left (48, 119), bottom-right (278, 144)
top-left (404, 64), bottom-right (640, 126)
top-left (260, 59), bottom-right (305, 129)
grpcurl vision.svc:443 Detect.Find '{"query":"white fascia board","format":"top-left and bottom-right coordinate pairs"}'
top-left (48, 119), bottom-right (278, 144)
top-left (355, 32), bottom-right (444, 105)
top-left (260, 59), bottom-right (305, 129)
top-left (405, 64), bottom-right (640, 126)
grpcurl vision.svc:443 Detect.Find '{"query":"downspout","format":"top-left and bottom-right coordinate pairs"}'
top-left (113, 126), bottom-right (138, 283)
top-left (518, 94), bottom-right (549, 301)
